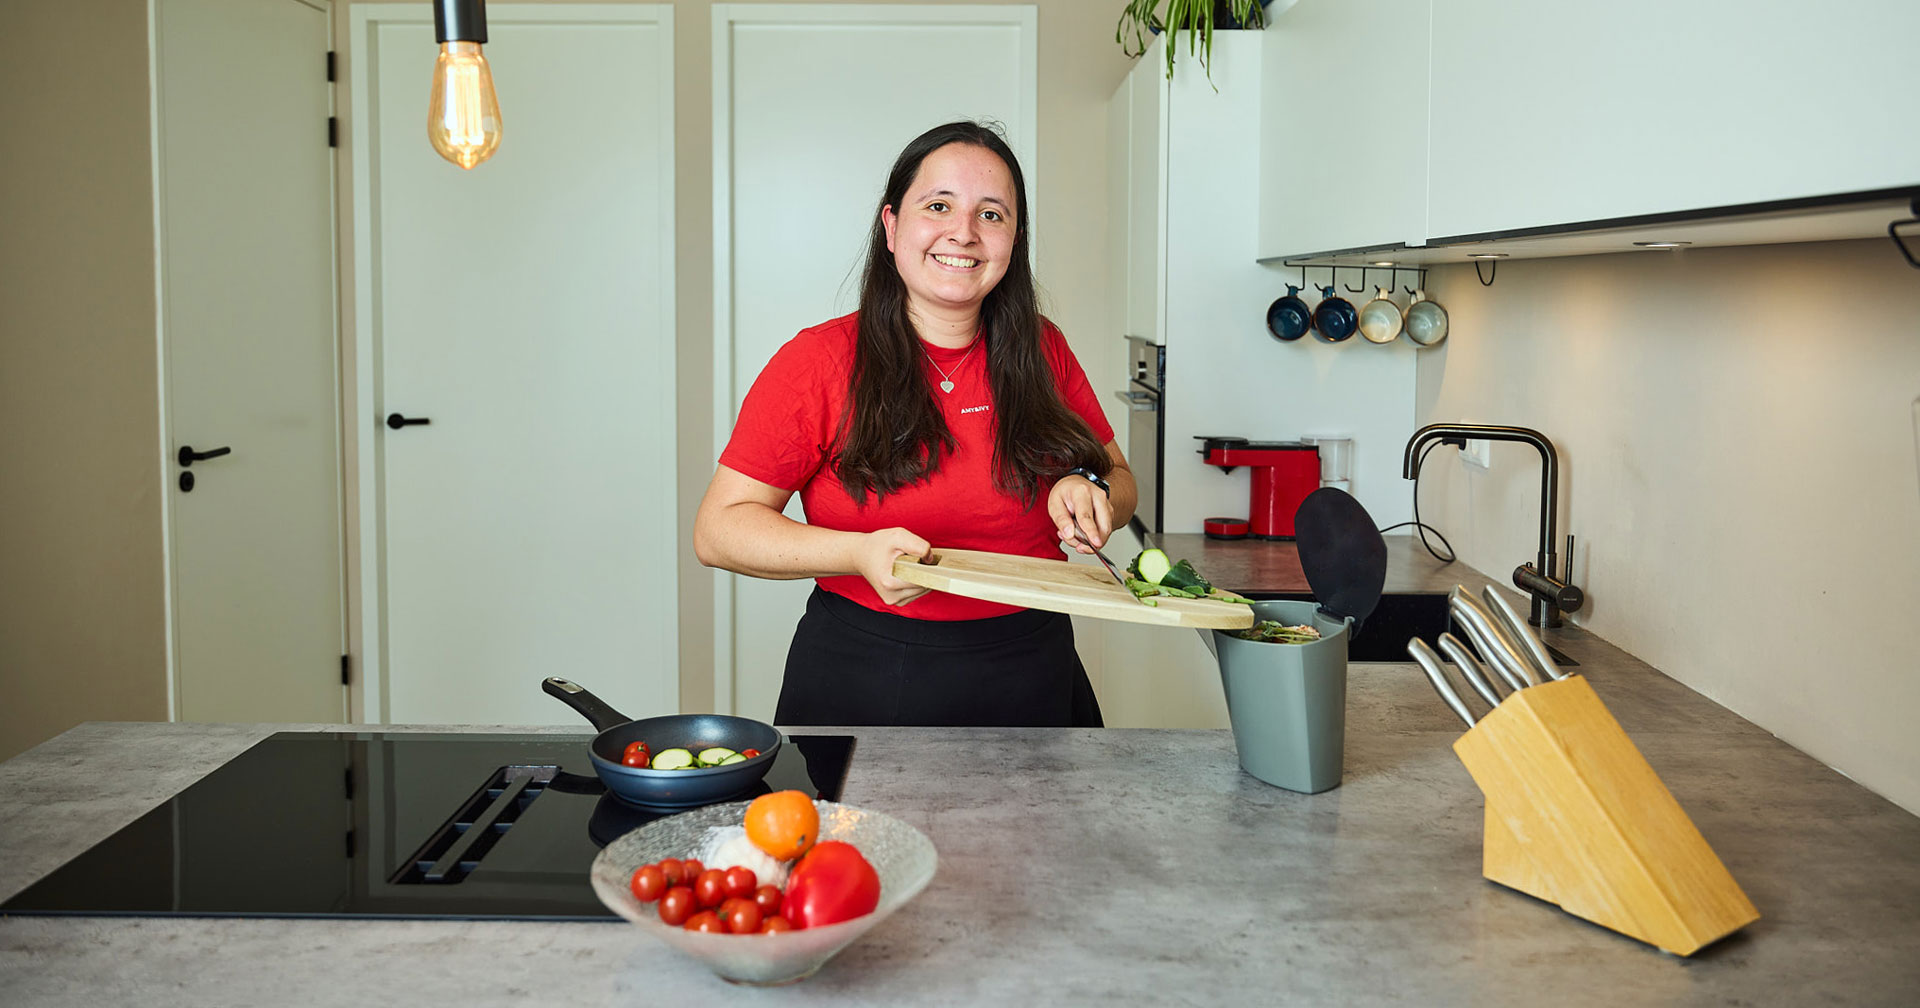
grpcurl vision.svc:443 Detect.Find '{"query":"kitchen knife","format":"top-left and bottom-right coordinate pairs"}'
top-left (1448, 587), bottom-right (1538, 691)
top-left (1436, 631), bottom-right (1505, 709)
top-left (1406, 638), bottom-right (1475, 728)
top-left (1480, 585), bottom-right (1567, 682)
top-left (1070, 515), bottom-right (1150, 606)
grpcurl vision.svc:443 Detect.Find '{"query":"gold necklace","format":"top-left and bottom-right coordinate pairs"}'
top-left (923, 338), bottom-right (979, 394)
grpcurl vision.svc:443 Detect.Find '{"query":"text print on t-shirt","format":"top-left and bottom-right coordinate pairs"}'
top-left (960, 403), bottom-right (990, 414)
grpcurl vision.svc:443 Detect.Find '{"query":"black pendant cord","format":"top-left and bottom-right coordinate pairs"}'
top-left (434, 0), bottom-right (488, 44)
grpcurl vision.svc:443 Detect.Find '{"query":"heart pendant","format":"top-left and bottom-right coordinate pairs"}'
top-left (940, 380), bottom-right (955, 393)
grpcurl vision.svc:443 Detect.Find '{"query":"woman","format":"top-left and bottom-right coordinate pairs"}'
top-left (694, 121), bottom-right (1136, 727)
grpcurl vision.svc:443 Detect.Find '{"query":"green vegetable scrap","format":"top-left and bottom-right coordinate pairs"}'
top-left (1232, 621), bottom-right (1324, 645)
top-left (1124, 549), bottom-right (1252, 606)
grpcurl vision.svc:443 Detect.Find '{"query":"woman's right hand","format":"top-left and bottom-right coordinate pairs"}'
top-left (855, 527), bottom-right (932, 606)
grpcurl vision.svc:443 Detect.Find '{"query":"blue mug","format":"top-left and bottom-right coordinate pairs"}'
top-left (1312, 286), bottom-right (1357, 343)
top-left (1266, 285), bottom-right (1312, 342)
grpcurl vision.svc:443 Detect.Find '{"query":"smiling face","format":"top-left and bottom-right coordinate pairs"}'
top-left (880, 142), bottom-right (1019, 341)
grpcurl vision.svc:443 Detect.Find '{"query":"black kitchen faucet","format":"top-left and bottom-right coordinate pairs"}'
top-left (1402, 423), bottom-right (1585, 628)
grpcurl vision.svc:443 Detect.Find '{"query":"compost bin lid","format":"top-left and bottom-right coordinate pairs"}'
top-left (1293, 487), bottom-right (1387, 626)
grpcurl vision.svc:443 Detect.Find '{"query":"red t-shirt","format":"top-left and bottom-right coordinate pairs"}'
top-left (719, 312), bottom-right (1115, 621)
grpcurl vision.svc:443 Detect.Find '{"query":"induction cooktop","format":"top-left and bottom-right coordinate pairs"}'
top-left (0, 731), bottom-right (854, 921)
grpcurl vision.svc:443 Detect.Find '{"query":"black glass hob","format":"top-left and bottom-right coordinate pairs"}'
top-left (0, 731), bottom-right (854, 921)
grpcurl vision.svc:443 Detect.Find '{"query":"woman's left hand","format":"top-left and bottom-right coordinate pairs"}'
top-left (1049, 474), bottom-right (1113, 553)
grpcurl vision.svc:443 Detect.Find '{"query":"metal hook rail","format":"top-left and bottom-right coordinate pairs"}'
top-left (1890, 196), bottom-right (1920, 270)
top-left (1279, 263), bottom-right (1427, 294)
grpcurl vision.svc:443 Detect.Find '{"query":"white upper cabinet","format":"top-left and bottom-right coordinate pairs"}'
top-left (1256, 0), bottom-right (1919, 261)
top-left (1111, 33), bottom-right (1266, 345)
top-left (1256, 0), bottom-right (1430, 259)
top-left (1122, 55), bottom-right (1166, 344)
top-left (1427, 0), bottom-right (1920, 241)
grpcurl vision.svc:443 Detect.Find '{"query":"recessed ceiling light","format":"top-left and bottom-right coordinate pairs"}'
top-left (1466, 253), bottom-right (1508, 259)
top-left (1370, 260), bottom-right (1396, 267)
top-left (1632, 241), bottom-right (1692, 249)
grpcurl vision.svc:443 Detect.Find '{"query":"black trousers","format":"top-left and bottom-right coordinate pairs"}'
top-left (774, 587), bottom-right (1104, 728)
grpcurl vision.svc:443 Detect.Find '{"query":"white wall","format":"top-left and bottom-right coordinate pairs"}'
top-left (1413, 237), bottom-right (1920, 814)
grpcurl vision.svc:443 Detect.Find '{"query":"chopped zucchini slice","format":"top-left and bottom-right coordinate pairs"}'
top-left (1133, 548), bottom-right (1173, 585)
top-left (715, 752), bottom-right (747, 765)
top-left (695, 746), bottom-right (738, 767)
top-left (1160, 559), bottom-right (1212, 593)
top-left (650, 747), bottom-right (695, 771)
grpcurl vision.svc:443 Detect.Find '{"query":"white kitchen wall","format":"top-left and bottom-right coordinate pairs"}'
top-left (1413, 237), bottom-right (1920, 814)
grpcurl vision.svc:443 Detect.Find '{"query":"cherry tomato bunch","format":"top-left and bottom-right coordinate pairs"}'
top-left (628, 857), bottom-right (791, 935)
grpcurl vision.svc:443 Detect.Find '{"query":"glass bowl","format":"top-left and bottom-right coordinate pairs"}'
top-left (588, 799), bottom-right (937, 985)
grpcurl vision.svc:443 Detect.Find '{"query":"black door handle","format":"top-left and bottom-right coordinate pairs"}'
top-left (177, 445), bottom-right (232, 467)
top-left (386, 413), bottom-right (431, 430)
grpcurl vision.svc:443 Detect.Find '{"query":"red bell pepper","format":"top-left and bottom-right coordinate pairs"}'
top-left (779, 840), bottom-right (880, 929)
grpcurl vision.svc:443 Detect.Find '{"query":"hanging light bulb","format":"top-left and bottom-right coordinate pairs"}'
top-left (428, 0), bottom-right (501, 170)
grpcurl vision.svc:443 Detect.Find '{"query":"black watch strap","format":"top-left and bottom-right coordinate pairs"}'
top-left (1066, 467), bottom-right (1110, 497)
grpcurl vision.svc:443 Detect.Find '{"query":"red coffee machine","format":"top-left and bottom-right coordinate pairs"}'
top-left (1195, 437), bottom-right (1320, 540)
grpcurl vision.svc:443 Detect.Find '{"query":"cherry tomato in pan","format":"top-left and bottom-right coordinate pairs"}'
top-left (740, 748), bottom-right (760, 760)
top-left (621, 750), bottom-right (650, 768)
top-left (629, 864), bottom-right (665, 903)
top-left (657, 886), bottom-right (694, 926)
top-left (759, 915), bottom-right (793, 934)
top-left (753, 884), bottom-right (783, 916)
top-left (623, 740), bottom-right (650, 757)
top-left (722, 866), bottom-right (757, 900)
top-left (684, 910), bottom-right (725, 934)
top-left (692, 869), bottom-right (728, 909)
top-left (717, 897), bottom-right (762, 935)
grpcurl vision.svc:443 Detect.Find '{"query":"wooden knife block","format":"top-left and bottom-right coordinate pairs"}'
top-left (1451, 675), bottom-right (1759, 956)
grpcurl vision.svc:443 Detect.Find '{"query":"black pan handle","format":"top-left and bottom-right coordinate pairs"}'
top-left (541, 677), bottom-right (633, 733)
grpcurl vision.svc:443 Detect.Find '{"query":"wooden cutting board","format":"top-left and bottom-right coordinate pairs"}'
top-left (892, 549), bottom-right (1256, 630)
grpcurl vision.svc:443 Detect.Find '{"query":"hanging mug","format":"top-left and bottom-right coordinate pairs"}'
top-left (1404, 289), bottom-right (1450, 347)
top-left (1266, 285), bottom-right (1312, 342)
top-left (1312, 285), bottom-right (1357, 343)
top-left (1357, 286), bottom-right (1404, 344)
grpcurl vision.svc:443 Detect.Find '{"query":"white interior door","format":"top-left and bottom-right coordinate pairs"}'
top-left (712, 4), bottom-right (1037, 719)
top-left (351, 4), bottom-right (677, 724)
top-left (159, 0), bottom-right (345, 723)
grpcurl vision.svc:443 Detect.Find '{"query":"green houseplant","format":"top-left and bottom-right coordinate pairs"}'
top-left (1116, 0), bottom-right (1267, 82)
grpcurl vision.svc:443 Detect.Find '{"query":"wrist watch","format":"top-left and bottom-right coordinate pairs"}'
top-left (1066, 467), bottom-right (1110, 497)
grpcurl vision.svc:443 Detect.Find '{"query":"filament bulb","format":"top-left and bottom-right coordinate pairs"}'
top-left (427, 41), bottom-right (501, 170)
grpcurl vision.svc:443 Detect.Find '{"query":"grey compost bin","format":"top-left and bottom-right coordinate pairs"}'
top-left (1206, 488), bottom-right (1386, 794)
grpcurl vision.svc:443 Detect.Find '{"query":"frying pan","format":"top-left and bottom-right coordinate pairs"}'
top-left (542, 677), bottom-right (782, 808)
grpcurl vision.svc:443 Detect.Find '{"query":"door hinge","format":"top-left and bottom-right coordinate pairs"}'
top-left (326, 50), bottom-right (336, 83)
top-left (328, 116), bottom-right (338, 148)
top-left (340, 653), bottom-right (350, 685)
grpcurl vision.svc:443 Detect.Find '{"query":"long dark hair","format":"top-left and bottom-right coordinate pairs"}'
top-left (835, 121), bottom-right (1110, 506)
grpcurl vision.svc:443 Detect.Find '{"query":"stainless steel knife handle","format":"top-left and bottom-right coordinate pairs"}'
top-left (1449, 588), bottom-right (1537, 690)
top-left (1407, 638), bottom-right (1475, 729)
top-left (1436, 631), bottom-right (1505, 709)
top-left (1480, 585), bottom-right (1566, 682)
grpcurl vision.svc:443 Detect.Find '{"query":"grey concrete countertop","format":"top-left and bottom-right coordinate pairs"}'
top-left (4, 632), bottom-right (1919, 1004)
